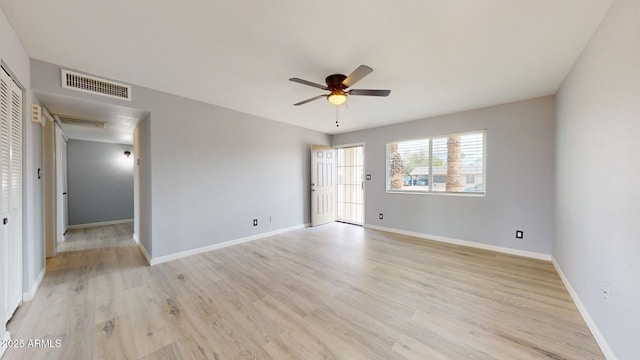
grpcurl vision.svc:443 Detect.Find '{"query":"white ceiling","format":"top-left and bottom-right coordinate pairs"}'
top-left (1, 0), bottom-right (612, 139)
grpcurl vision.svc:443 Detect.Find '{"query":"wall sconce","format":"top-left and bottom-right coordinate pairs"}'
top-left (124, 151), bottom-right (131, 158)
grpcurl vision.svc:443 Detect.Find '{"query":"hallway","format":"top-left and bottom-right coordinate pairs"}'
top-left (5, 223), bottom-right (143, 359)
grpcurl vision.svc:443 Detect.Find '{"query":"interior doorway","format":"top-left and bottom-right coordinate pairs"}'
top-left (336, 145), bottom-right (364, 225)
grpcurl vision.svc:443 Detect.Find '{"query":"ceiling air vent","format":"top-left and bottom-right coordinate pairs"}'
top-left (56, 115), bottom-right (109, 129)
top-left (61, 69), bottom-right (132, 101)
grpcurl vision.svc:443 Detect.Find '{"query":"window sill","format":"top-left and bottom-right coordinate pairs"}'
top-left (386, 190), bottom-right (485, 197)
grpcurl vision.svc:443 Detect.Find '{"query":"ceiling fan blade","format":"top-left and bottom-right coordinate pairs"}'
top-left (289, 78), bottom-right (328, 90)
top-left (294, 94), bottom-right (327, 106)
top-left (342, 65), bottom-right (373, 88)
top-left (349, 89), bottom-right (391, 97)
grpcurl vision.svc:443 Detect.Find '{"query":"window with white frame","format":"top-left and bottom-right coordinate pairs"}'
top-left (386, 130), bottom-right (485, 194)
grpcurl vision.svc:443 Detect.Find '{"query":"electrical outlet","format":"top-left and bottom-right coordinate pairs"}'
top-left (515, 230), bottom-right (524, 239)
top-left (253, 219), bottom-right (258, 226)
top-left (379, 213), bottom-right (383, 220)
top-left (603, 283), bottom-right (609, 301)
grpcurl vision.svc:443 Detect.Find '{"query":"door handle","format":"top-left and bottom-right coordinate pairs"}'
top-left (2, 218), bottom-right (7, 225)
top-left (63, 192), bottom-right (67, 195)
top-left (311, 183), bottom-right (316, 192)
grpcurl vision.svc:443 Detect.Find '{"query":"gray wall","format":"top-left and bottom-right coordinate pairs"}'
top-left (24, 96), bottom-right (44, 290)
top-left (67, 140), bottom-right (134, 225)
top-left (146, 99), bottom-right (329, 257)
top-left (1, 7), bottom-right (45, 341)
top-left (333, 96), bottom-right (556, 255)
top-left (555, 0), bottom-right (640, 358)
top-left (30, 58), bottom-right (330, 258)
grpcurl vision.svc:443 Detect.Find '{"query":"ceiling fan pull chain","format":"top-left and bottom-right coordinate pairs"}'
top-left (335, 106), bottom-right (340, 127)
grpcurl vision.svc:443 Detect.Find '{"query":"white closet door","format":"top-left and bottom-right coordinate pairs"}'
top-left (1, 67), bottom-right (23, 321)
top-left (0, 68), bottom-right (9, 326)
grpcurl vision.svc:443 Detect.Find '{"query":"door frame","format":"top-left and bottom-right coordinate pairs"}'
top-left (43, 107), bottom-right (57, 257)
top-left (54, 123), bottom-right (68, 243)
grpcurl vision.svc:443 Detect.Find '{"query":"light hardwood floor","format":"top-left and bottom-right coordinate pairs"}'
top-left (4, 223), bottom-right (603, 359)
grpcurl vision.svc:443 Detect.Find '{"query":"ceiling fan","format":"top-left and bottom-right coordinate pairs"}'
top-left (289, 65), bottom-right (391, 106)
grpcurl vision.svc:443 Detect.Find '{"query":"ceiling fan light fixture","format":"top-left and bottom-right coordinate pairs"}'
top-left (290, 65), bottom-right (389, 107)
top-left (327, 90), bottom-right (347, 106)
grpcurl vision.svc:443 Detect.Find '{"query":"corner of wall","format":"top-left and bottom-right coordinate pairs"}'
top-left (22, 265), bottom-right (46, 302)
top-left (551, 258), bottom-right (617, 360)
top-left (135, 239), bottom-right (152, 266)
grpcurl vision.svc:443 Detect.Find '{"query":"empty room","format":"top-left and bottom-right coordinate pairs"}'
top-left (0, 0), bottom-right (638, 359)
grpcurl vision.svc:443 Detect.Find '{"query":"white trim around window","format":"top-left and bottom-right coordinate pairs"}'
top-left (386, 130), bottom-right (486, 195)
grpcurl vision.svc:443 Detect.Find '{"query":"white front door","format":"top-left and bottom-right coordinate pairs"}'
top-left (1, 67), bottom-right (23, 321)
top-left (311, 145), bottom-right (336, 226)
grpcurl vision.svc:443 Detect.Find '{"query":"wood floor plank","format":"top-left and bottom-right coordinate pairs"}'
top-left (392, 333), bottom-right (449, 360)
top-left (93, 316), bottom-right (137, 360)
top-left (252, 295), bottom-right (337, 359)
top-left (124, 285), bottom-right (175, 358)
top-left (4, 222), bottom-right (604, 359)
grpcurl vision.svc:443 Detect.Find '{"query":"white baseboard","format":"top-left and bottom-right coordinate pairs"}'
top-left (364, 224), bottom-right (552, 261)
top-left (133, 233), bottom-right (139, 244)
top-left (1, 331), bottom-right (10, 358)
top-left (552, 258), bottom-right (617, 360)
top-left (22, 266), bottom-right (46, 302)
top-left (67, 219), bottom-right (133, 230)
top-left (136, 240), bottom-right (152, 266)
top-left (148, 224), bottom-right (307, 266)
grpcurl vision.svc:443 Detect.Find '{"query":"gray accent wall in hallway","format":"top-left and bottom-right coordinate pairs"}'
top-left (67, 140), bottom-right (134, 225)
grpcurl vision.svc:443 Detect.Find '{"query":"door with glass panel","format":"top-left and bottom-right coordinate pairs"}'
top-left (336, 145), bottom-right (364, 225)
